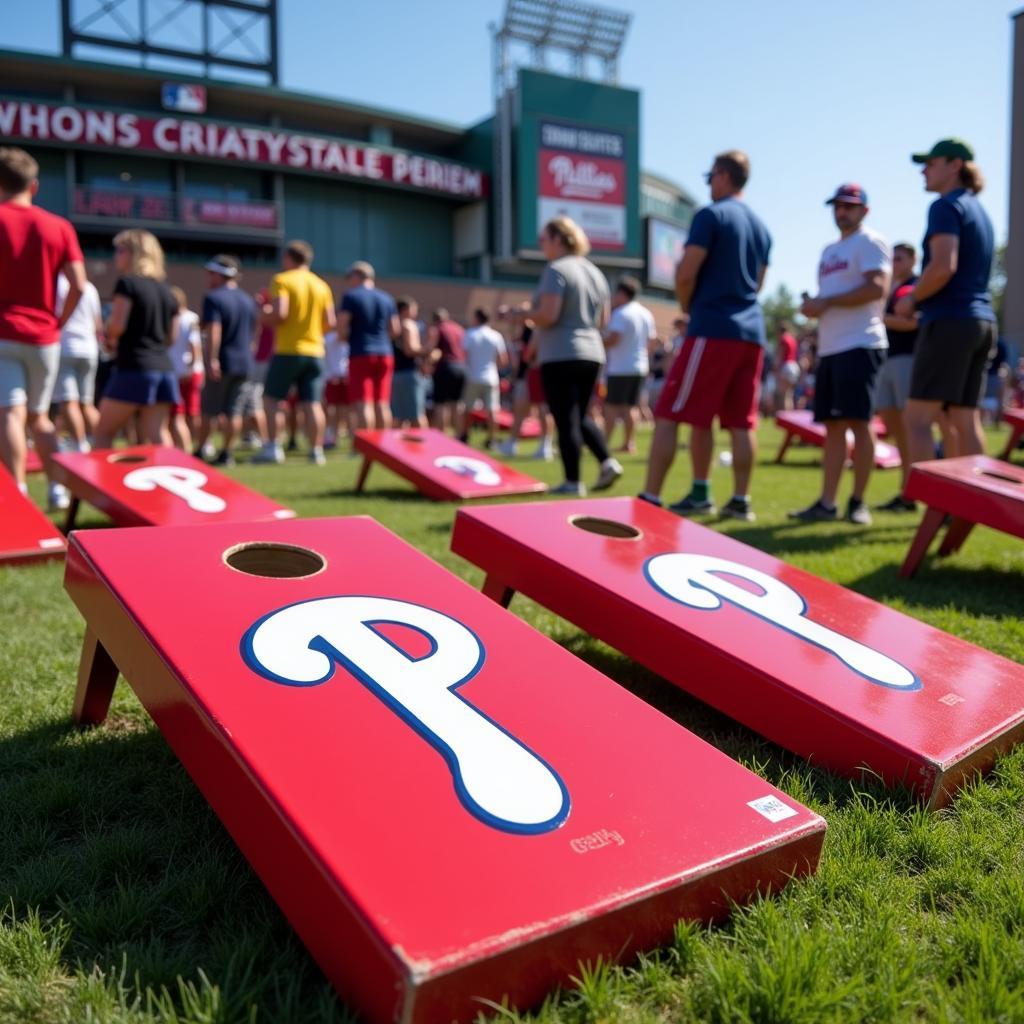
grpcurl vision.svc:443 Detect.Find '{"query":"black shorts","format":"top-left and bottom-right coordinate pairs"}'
top-left (606, 374), bottom-right (645, 406)
top-left (910, 318), bottom-right (996, 408)
top-left (433, 361), bottom-right (465, 405)
top-left (200, 373), bottom-right (247, 418)
top-left (813, 347), bottom-right (884, 422)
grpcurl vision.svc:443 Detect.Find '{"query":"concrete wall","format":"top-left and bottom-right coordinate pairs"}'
top-left (1006, 11), bottom-right (1024, 352)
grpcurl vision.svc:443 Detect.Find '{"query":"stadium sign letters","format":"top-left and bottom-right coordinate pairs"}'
top-left (644, 553), bottom-right (918, 690)
top-left (243, 596), bottom-right (570, 834)
top-left (0, 99), bottom-right (487, 199)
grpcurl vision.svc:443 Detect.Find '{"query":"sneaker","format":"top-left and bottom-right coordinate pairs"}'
top-left (252, 443), bottom-right (285, 465)
top-left (309, 447), bottom-right (327, 466)
top-left (532, 441), bottom-right (554, 461)
top-left (286, 437), bottom-right (299, 453)
top-left (211, 450), bottom-right (235, 468)
top-left (637, 492), bottom-right (663, 508)
top-left (244, 432), bottom-right (263, 451)
top-left (47, 481), bottom-right (70, 511)
top-left (592, 458), bottom-right (623, 492)
top-left (550, 480), bottom-right (586, 496)
top-left (787, 499), bottom-right (837, 522)
top-left (875, 494), bottom-right (917, 513)
top-left (668, 494), bottom-right (716, 516)
top-left (846, 497), bottom-right (872, 525)
top-left (498, 439), bottom-right (518, 457)
top-left (721, 497), bottom-right (756, 522)
top-left (198, 442), bottom-right (216, 461)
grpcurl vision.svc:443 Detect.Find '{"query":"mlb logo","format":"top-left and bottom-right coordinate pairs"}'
top-left (161, 83), bottom-right (207, 113)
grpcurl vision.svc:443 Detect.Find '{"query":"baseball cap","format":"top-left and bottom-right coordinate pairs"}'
top-left (204, 254), bottom-right (240, 277)
top-left (911, 138), bottom-right (974, 164)
top-left (825, 183), bottom-right (868, 206)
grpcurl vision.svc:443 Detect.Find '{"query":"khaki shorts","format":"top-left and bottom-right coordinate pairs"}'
top-left (0, 340), bottom-right (61, 412)
top-left (463, 379), bottom-right (499, 412)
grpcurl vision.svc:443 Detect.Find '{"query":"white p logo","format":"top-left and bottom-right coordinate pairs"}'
top-left (242, 596), bottom-right (570, 834)
top-left (433, 455), bottom-right (501, 486)
top-left (645, 553), bottom-right (918, 690)
top-left (123, 466), bottom-right (226, 513)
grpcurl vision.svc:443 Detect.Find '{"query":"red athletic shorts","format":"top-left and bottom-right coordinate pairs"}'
top-left (324, 377), bottom-right (349, 406)
top-left (654, 336), bottom-right (763, 429)
top-left (175, 373), bottom-right (202, 418)
top-left (526, 365), bottom-right (545, 405)
top-left (348, 355), bottom-right (393, 404)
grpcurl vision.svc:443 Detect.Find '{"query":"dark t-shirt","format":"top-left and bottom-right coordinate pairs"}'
top-left (113, 276), bottom-right (177, 372)
top-left (885, 276), bottom-right (919, 357)
top-left (435, 320), bottom-right (466, 364)
top-left (341, 286), bottom-right (397, 358)
top-left (687, 197), bottom-right (772, 344)
top-left (919, 189), bottom-right (995, 323)
top-left (202, 285), bottom-right (257, 377)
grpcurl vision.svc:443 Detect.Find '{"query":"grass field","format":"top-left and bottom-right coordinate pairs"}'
top-left (2, 420), bottom-right (1023, 1024)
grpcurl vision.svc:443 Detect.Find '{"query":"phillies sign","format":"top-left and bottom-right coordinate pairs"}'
top-left (0, 99), bottom-right (487, 200)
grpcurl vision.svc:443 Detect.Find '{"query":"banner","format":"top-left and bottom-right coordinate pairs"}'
top-left (0, 99), bottom-right (486, 200)
top-left (537, 120), bottom-right (626, 251)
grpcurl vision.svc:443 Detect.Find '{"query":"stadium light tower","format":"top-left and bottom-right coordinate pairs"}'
top-left (490, 0), bottom-right (632, 261)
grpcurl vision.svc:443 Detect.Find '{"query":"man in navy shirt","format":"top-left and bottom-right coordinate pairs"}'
top-left (196, 254), bottom-right (260, 466)
top-left (895, 139), bottom-right (996, 466)
top-left (338, 261), bottom-right (400, 431)
top-left (642, 149), bottom-right (771, 521)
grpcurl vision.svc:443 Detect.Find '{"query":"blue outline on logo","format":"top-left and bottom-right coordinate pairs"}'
top-left (239, 594), bottom-right (571, 835)
top-left (642, 554), bottom-right (921, 692)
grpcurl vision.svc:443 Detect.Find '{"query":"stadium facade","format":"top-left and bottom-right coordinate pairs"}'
top-left (0, 48), bottom-right (695, 330)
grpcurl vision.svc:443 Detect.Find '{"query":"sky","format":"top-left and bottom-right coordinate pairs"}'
top-left (6, 0), bottom-right (1020, 297)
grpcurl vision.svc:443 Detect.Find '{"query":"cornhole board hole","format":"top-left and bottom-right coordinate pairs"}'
top-left (50, 446), bottom-right (294, 531)
top-left (353, 428), bottom-right (547, 501)
top-left (468, 408), bottom-right (542, 438)
top-left (65, 516), bottom-right (824, 1024)
top-left (900, 455), bottom-right (1024, 578)
top-left (1001, 408), bottom-right (1024, 461)
top-left (0, 468), bottom-right (66, 565)
top-left (774, 410), bottom-right (900, 469)
top-left (451, 496), bottom-right (1024, 809)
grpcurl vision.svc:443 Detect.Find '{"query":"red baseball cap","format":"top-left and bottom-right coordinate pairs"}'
top-left (825, 183), bottom-right (869, 206)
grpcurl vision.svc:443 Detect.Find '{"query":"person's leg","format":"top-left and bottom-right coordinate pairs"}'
top-left (689, 426), bottom-right (713, 481)
top-left (625, 404), bottom-right (640, 451)
top-left (541, 362), bottom-right (582, 483)
top-left (137, 403), bottom-right (171, 445)
top-left (946, 405), bottom-right (984, 456)
top-left (820, 421), bottom-right (849, 507)
top-left (848, 420), bottom-right (874, 501)
top-left (62, 400), bottom-right (87, 448)
top-left (0, 403), bottom-right (28, 486)
top-left (262, 396), bottom-right (281, 443)
top-left (169, 412), bottom-right (191, 450)
top-left (604, 403), bottom-right (624, 447)
top-left (93, 398), bottom-right (141, 449)
top-left (878, 407), bottom-right (909, 488)
top-left (302, 401), bottom-right (326, 449)
top-left (904, 399), bottom-right (942, 465)
top-left (729, 428), bottom-right (755, 496)
top-left (642, 419), bottom-right (679, 499)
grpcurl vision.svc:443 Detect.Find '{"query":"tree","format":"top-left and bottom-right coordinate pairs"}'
top-left (761, 283), bottom-right (800, 341)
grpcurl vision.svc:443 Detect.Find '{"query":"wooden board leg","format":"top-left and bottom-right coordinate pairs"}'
top-left (937, 517), bottom-right (976, 557)
top-left (73, 626), bottom-right (119, 726)
top-left (63, 496), bottom-right (80, 534)
top-left (899, 506), bottom-right (947, 578)
top-left (482, 573), bottom-right (515, 608)
top-left (354, 457), bottom-right (372, 493)
top-left (774, 431), bottom-right (794, 464)
top-left (1001, 426), bottom-right (1024, 461)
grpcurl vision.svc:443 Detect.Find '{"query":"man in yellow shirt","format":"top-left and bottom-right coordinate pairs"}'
top-left (254, 239), bottom-right (335, 464)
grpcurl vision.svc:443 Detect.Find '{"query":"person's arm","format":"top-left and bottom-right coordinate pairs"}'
top-left (323, 303), bottom-right (337, 334)
top-left (336, 307), bottom-right (351, 342)
top-left (603, 329), bottom-right (622, 351)
top-left (166, 313), bottom-right (179, 349)
top-left (496, 335), bottom-right (510, 370)
top-left (802, 268), bottom-right (889, 318)
top-left (884, 285), bottom-right (920, 331)
top-left (262, 291), bottom-right (287, 326)
top-left (58, 260), bottom-right (87, 330)
top-left (895, 236), bottom-right (958, 316)
top-left (389, 313), bottom-right (402, 340)
top-left (402, 320), bottom-right (423, 357)
top-left (596, 298), bottom-right (610, 332)
top-left (205, 321), bottom-right (223, 380)
top-left (675, 245), bottom-right (708, 313)
top-left (105, 295), bottom-right (132, 349)
top-left (530, 292), bottom-right (562, 329)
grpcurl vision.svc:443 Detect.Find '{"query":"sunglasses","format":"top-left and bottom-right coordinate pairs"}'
top-left (703, 168), bottom-right (720, 184)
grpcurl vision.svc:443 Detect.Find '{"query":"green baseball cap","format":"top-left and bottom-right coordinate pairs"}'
top-left (911, 138), bottom-right (974, 163)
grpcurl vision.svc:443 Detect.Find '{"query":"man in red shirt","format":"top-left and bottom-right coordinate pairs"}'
top-left (0, 147), bottom-right (87, 505)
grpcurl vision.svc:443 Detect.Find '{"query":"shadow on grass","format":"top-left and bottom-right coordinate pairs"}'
top-left (717, 520), bottom-right (916, 558)
top-left (0, 717), bottom-right (349, 1022)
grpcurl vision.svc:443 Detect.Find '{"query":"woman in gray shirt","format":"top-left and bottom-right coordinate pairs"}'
top-left (529, 216), bottom-right (622, 494)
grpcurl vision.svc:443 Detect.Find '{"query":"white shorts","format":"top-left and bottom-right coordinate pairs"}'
top-left (56, 353), bottom-right (98, 405)
top-left (463, 379), bottom-right (499, 412)
top-left (0, 340), bottom-right (61, 412)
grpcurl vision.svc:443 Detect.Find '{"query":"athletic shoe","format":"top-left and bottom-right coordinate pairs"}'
top-left (211, 450), bottom-right (235, 468)
top-left (721, 497), bottom-right (756, 522)
top-left (286, 437), bottom-right (299, 453)
top-left (309, 447), bottom-right (327, 466)
top-left (668, 494), bottom-right (716, 516)
top-left (252, 443), bottom-right (285, 465)
top-left (196, 442), bottom-right (216, 461)
top-left (47, 482), bottom-right (70, 511)
top-left (875, 494), bottom-right (917, 512)
top-left (550, 480), bottom-right (586, 496)
top-left (532, 441), bottom-right (554, 461)
top-left (787, 499), bottom-right (837, 522)
top-left (498, 439), bottom-right (518, 457)
top-left (637, 492), bottom-right (662, 507)
top-left (846, 497), bottom-right (872, 525)
top-left (592, 458), bottom-right (623, 492)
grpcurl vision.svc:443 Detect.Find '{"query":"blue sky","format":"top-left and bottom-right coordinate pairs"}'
top-left (8, 0), bottom-right (1019, 296)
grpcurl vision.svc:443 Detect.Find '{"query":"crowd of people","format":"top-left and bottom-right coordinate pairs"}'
top-left (0, 137), bottom-right (1019, 523)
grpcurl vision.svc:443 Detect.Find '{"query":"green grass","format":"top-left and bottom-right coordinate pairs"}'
top-left (2, 420), bottom-right (1023, 1023)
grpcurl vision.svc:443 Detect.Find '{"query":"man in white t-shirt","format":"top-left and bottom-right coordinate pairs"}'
top-left (792, 184), bottom-right (891, 525)
top-left (459, 308), bottom-right (508, 448)
top-left (55, 272), bottom-right (102, 453)
top-left (603, 275), bottom-right (656, 453)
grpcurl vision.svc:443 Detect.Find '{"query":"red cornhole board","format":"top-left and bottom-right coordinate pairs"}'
top-left (354, 428), bottom-right (547, 501)
top-left (25, 448), bottom-right (43, 474)
top-left (451, 496), bottom-right (1024, 808)
top-left (468, 408), bottom-right (542, 438)
top-left (65, 517), bottom-right (824, 1024)
top-left (775, 410), bottom-right (900, 469)
top-left (1001, 407), bottom-right (1024, 461)
top-left (899, 455), bottom-right (1024, 578)
top-left (50, 446), bottom-right (294, 530)
top-left (0, 468), bottom-right (66, 564)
